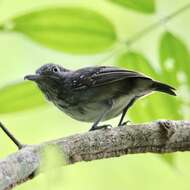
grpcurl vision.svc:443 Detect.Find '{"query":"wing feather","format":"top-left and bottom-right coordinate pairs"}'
top-left (72, 66), bottom-right (150, 90)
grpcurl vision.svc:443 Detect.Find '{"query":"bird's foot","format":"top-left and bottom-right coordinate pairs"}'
top-left (118, 120), bottom-right (131, 128)
top-left (89, 124), bottom-right (112, 131)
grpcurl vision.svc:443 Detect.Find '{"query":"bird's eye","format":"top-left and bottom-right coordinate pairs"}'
top-left (52, 67), bottom-right (59, 73)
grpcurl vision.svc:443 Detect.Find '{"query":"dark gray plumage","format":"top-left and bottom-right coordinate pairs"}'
top-left (25, 63), bottom-right (176, 131)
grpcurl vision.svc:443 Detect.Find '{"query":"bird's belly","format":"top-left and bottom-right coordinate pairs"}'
top-left (55, 101), bottom-right (105, 122)
top-left (104, 94), bottom-right (134, 121)
top-left (53, 95), bottom-right (135, 123)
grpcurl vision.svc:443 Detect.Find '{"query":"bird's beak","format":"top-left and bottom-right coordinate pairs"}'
top-left (24, 74), bottom-right (42, 81)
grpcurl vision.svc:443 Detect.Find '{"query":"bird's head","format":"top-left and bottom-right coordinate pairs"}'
top-left (25, 63), bottom-right (69, 82)
top-left (24, 63), bottom-right (70, 100)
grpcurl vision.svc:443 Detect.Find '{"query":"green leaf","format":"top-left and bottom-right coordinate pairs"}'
top-left (7, 7), bottom-right (117, 54)
top-left (160, 32), bottom-right (190, 86)
top-left (117, 51), bottom-right (181, 122)
top-left (118, 51), bottom-right (158, 121)
top-left (109, 0), bottom-right (155, 14)
top-left (118, 51), bottom-right (158, 78)
top-left (0, 81), bottom-right (46, 114)
top-left (118, 51), bottom-right (177, 166)
top-left (159, 32), bottom-right (190, 119)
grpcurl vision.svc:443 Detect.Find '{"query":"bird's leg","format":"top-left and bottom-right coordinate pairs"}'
top-left (118, 97), bottom-right (136, 127)
top-left (89, 100), bottom-right (113, 131)
top-left (118, 108), bottom-right (129, 127)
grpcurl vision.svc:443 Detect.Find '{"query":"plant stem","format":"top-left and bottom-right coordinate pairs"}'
top-left (0, 122), bottom-right (23, 149)
top-left (99, 2), bottom-right (190, 64)
top-left (127, 2), bottom-right (190, 46)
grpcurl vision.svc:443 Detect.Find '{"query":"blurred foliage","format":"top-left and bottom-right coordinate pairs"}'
top-left (2, 7), bottom-right (117, 54)
top-left (117, 38), bottom-right (183, 122)
top-left (40, 145), bottom-right (65, 172)
top-left (0, 81), bottom-right (46, 113)
top-left (160, 32), bottom-right (190, 86)
top-left (109, 0), bottom-right (155, 14)
top-left (0, 0), bottom-right (190, 190)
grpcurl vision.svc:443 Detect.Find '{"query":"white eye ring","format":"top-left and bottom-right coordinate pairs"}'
top-left (52, 66), bottom-right (59, 73)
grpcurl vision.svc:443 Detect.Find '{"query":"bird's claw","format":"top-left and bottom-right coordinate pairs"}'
top-left (104, 124), bottom-right (112, 130)
top-left (118, 120), bottom-right (131, 128)
top-left (89, 124), bottom-right (112, 131)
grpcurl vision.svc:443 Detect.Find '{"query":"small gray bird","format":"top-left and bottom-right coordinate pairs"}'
top-left (25, 64), bottom-right (176, 131)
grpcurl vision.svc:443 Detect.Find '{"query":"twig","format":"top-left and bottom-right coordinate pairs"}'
top-left (126, 2), bottom-right (190, 46)
top-left (0, 122), bottom-right (23, 150)
top-left (98, 2), bottom-right (190, 64)
top-left (0, 120), bottom-right (190, 190)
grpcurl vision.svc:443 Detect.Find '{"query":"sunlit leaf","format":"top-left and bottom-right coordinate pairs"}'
top-left (118, 51), bottom-right (158, 78)
top-left (109, 0), bottom-right (155, 14)
top-left (117, 51), bottom-right (158, 122)
top-left (160, 32), bottom-right (190, 86)
top-left (118, 51), bottom-right (177, 166)
top-left (117, 51), bottom-right (181, 122)
top-left (4, 7), bottom-right (117, 54)
top-left (159, 32), bottom-right (190, 119)
top-left (0, 81), bottom-right (46, 113)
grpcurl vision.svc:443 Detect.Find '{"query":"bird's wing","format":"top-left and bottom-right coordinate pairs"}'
top-left (71, 66), bottom-right (151, 90)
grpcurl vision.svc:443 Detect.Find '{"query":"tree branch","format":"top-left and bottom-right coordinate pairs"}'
top-left (1, 120), bottom-right (190, 190)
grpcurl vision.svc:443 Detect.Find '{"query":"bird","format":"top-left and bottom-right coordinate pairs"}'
top-left (24, 63), bottom-right (176, 131)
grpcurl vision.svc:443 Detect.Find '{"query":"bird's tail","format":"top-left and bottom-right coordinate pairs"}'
top-left (152, 81), bottom-right (176, 96)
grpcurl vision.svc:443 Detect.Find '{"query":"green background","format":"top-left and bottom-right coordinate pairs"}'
top-left (0, 0), bottom-right (190, 189)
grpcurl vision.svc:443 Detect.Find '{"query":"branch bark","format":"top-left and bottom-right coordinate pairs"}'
top-left (1, 120), bottom-right (190, 190)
